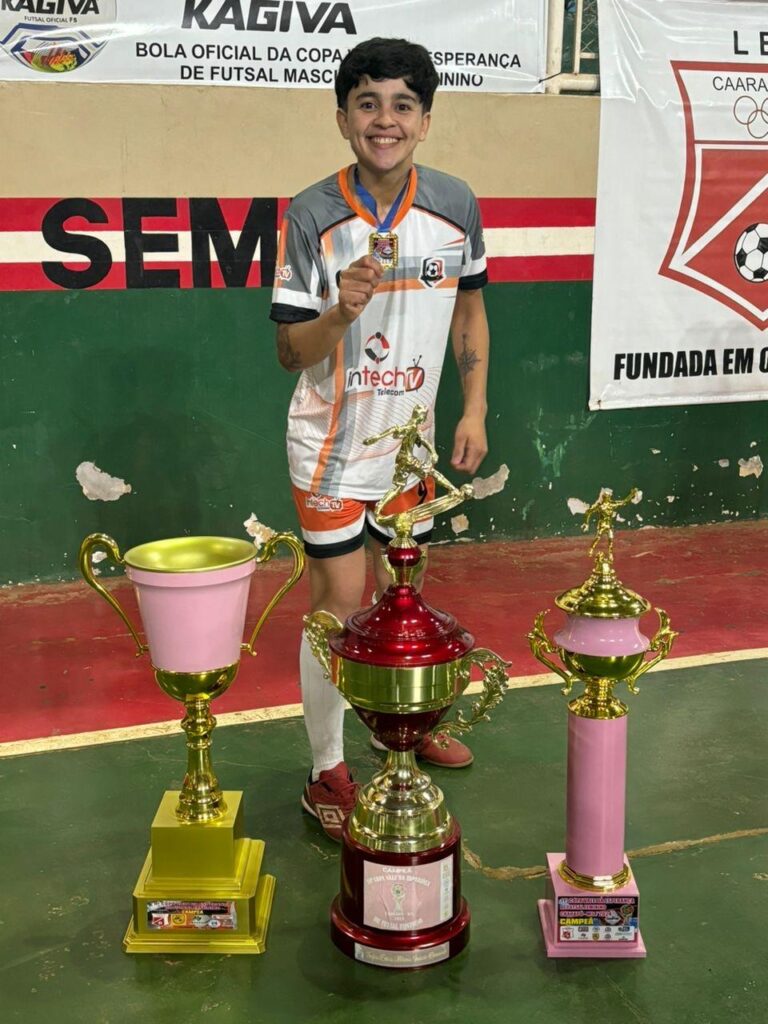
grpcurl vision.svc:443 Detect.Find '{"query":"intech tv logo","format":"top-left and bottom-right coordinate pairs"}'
top-left (346, 338), bottom-right (425, 397)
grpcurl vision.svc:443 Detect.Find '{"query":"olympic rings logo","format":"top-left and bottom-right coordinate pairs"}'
top-left (733, 96), bottom-right (768, 139)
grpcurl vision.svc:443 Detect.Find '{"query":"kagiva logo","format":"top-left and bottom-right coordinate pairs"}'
top-left (660, 61), bottom-right (768, 329)
top-left (0, 0), bottom-right (115, 73)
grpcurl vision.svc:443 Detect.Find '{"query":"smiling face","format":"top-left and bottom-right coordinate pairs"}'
top-left (336, 76), bottom-right (431, 184)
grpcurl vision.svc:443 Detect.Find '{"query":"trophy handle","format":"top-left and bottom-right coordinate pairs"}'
top-left (527, 610), bottom-right (576, 694)
top-left (302, 610), bottom-right (344, 680)
top-left (243, 531), bottom-right (306, 655)
top-left (436, 647), bottom-right (510, 744)
top-left (624, 608), bottom-right (678, 694)
top-left (78, 533), bottom-right (146, 657)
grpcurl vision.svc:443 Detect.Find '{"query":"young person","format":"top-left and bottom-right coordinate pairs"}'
top-left (270, 37), bottom-right (490, 840)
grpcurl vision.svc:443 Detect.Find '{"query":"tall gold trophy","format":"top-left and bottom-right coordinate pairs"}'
top-left (79, 531), bottom-right (304, 954)
top-left (306, 406), bottom-right (510, 968)
top-left (527, 490), bottom-right (677, 957)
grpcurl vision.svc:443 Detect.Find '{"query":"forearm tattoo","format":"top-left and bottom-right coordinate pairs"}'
top-left (277, 324), bottom-right (303, 371)
top-left (457, 333), bottom-right (481, 379)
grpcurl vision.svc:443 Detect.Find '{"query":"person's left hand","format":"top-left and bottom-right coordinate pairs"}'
top-left (451, 414), bottom-right (488, 474)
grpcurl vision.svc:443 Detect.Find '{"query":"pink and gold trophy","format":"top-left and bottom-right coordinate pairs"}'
top-left (79, 530), bottom-right (304, 954)
top-left (528, 489), bottom-right (677, 958)
top-left (305, 406), bottom-right (510, 969)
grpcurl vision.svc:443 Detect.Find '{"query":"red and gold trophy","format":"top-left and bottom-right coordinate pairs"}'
top-left (527, 489), bottom-right (677, 958)
top-left (305, 406), bottom-right (510, 969)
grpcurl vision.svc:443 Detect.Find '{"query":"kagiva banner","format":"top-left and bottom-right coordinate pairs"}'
top-left (0, 0), bottom-right (547, 92)
top-left (590, 0), bottom-right (768, 409)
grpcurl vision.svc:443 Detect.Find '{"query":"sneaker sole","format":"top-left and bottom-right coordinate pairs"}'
top-left (300, 793), bottom-right (319, 818)
top-left (417, 753), bottom-right (474, 769)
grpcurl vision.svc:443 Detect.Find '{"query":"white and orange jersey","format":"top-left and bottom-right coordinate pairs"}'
top-left (270, 163), bottom-right (487, 500)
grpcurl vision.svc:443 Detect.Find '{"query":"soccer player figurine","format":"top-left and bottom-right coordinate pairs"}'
top-left (582, 488), bottom-right (639, 560)
top-left (364, 406), bottom-right (474, 533)
top-left (269, 38), bottom-right (491, 840)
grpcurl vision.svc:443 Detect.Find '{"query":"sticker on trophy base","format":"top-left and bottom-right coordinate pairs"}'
top-left (146, 900), bottom-right (237, 931)
top-left (363, 857), bottom-right (453, 931)
top-left (557, 895), bottom-right (638, 942)
top-left (354, 942), bottom-right (450, 968)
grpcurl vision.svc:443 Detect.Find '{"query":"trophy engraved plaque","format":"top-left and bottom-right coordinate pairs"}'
top-left (527, 489), bottom-right (677, 958)
top-left (79, 531), bottom-right (304, 954)
top-left (305, 405), bottom-right (510, 969)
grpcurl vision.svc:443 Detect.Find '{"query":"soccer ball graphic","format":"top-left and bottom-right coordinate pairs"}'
top-left (734, 223), bottom-right (768, 282)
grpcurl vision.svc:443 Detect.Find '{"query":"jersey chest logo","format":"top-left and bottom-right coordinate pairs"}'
top-left (420, 256), bottom-right (446, 288)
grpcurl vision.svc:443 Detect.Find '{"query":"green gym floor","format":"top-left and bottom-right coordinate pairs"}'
top-left (2, 656), bottom-right (766, 1024)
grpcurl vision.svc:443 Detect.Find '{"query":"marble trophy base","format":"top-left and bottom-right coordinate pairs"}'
top-left (123, 791), bottom-right (275, 954)
top-left (331, 821), bottom-right (469, 969)
top-left (538, 852), bottom-right (646, 959)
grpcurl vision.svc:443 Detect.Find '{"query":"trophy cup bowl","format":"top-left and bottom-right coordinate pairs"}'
top-left (527, 489), bottom-right (677, 958)
top-left (304, 405), bottom-right (510, 969)
top-left (79, 529), bottom-right (304, 954)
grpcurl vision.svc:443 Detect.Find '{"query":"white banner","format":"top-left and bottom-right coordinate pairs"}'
top-left (0, 0), bottom-right (547, 92)
top-left (590, 0), bottom-right (768, 409)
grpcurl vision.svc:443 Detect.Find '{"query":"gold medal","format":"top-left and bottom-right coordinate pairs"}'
top-left (369, 231), bottom-right (399, 270)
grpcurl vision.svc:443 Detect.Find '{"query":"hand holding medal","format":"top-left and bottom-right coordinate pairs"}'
top-left (337, 255), bottom-right (383, 324)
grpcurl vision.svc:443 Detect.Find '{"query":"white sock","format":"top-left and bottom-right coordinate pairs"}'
top-left (300, 631), bottom-right (346, 780)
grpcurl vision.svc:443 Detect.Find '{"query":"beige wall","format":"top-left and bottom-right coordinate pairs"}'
top-left (1, 82), bottom-right (599, 197)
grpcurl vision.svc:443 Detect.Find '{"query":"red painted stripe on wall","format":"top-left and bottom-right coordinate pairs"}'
top-left (478, 197), bottom-right (596, 228)
top-left (487, 254), bottom-right (594, 283)
top-left (0, 196), bottom-right (596, 289)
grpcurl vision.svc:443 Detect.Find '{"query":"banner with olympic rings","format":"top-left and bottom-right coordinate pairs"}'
top-left (590, 0), bottom-right (768, 409)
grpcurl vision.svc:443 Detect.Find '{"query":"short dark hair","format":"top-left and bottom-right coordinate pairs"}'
top-left (335, 37), bottom-right (439, 112)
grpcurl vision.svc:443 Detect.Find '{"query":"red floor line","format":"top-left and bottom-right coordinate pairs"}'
top-left (2, 522), bottom-right (767, 744)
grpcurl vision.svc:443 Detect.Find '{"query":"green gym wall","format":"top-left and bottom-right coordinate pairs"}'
top-left (0, 84), bottom-right (765, 584)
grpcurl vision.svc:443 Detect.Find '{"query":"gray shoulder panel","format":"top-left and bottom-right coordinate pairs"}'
top-left (285, 171), bottom-right (353, 238)
top-left (413, 165), bottom-right (478, 231)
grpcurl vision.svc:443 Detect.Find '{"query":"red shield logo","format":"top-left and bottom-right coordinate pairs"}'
top-left (660, 61), bottom-right (768, 329)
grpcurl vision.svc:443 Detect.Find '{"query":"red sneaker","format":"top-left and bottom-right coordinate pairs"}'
top-left (301, 762), bottom-right (360, 842)
top-left (416, 733), bottom-right (474, 768)
top-left (370, 732), bottom-right (474, 768)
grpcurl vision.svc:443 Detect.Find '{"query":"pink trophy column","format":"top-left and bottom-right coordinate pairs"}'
top-left (565, 713), bottom-right (627, 879)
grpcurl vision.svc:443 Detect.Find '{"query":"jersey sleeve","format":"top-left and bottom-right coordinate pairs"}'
top-left (458, 191), bottom-right (488, 291)
top-left (269, 209), bottom-right (325, 323)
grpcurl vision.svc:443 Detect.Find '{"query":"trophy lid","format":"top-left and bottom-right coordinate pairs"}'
top-left (555, 553), bottom-right (650, 619)
top-left (329, 545), bottom-right (474, 668)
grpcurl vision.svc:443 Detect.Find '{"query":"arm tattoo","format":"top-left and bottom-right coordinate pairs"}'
top-left (277, 324), bottom-right (303, 371)
top-left (456, 333), bottom-right (481, 379)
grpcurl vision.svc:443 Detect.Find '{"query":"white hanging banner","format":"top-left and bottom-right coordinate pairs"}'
top-left (0, 1), bottom-right (547, 92)
top-left (590, 0), bottom-right (768, 409)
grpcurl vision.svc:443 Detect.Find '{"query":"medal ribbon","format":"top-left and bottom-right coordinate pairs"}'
top-left (354, 167), bottom-right (410, 231)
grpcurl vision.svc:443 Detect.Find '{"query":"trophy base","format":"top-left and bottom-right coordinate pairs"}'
top-left (331, 895), bottom-right (470, 969)
top-left (123, 790), bottom-right (275, 955)
top-left (538, 852), bottom-right (646, 959)
top-left (330, 819), bottom-right (469, 969)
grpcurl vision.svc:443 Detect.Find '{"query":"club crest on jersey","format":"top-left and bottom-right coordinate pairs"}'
top-left (660, 61), bottom-right (768, 329)
top-left (419, 256), bottom-right (445, 288)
